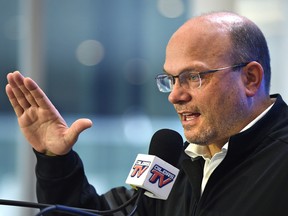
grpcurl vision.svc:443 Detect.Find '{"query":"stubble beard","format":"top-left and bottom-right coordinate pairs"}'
top-left (183, 124), bottom-right (217, 146)
top-left (183, 105), bottom-right (247, 146)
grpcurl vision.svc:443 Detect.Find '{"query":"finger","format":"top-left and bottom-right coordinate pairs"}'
top-left (23, 77), bottom-right (55, 109)
top-left (12, 72), bottom-right (39, 107)
top-left (8, 71), bottom-right (53, 110)
top-left (7, 72), bottom-right (35, 109)
top-left (7, 72), bottom-right (30, 109)
top-left (5, 84), bottom-right (24, 117)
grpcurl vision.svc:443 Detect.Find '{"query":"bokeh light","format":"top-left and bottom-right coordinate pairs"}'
top-left (76, 39), bottom-right (105, 66)
top-left (157, 0), bottom-right (185, 18)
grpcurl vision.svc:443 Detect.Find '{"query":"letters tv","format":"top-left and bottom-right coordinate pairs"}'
top-left (131, 160), bottom-right (176, 188)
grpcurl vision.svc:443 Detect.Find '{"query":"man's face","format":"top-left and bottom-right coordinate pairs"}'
top-left (163, 18), bottom-right (250, 147)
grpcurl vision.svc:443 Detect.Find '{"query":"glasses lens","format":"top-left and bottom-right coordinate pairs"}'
top-left (156, 75), bottom-right (172, 92)
top-left (179, 72), bottom-right (200, 89)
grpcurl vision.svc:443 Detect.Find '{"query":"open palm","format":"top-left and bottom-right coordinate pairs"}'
top-left (6, 71), bottom-right (92, 155)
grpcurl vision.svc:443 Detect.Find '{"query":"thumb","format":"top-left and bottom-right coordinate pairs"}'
top-left (66, 118), bottom-right (93, 144)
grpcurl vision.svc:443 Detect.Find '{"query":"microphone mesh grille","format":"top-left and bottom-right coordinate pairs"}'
top-left (148, 129), bottom-right (183, 167)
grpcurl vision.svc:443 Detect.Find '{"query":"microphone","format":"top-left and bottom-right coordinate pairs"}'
top-left (125, 128), bottom-right (183, 200)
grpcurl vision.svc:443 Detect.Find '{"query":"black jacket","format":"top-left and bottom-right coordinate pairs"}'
top-left (35, 94), bottom-right (288, 216)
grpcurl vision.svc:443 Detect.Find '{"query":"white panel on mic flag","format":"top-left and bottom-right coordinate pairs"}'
top-left (125, 154), bottom-right (179, 200)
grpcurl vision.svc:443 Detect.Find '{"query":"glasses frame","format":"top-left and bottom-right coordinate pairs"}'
top-left (156, 62), bottom-right (250, 93)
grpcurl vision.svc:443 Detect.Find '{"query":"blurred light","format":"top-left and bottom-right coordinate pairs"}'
top-left (124, 58), bottom-right (150, 85)
top-left (0, 175), bottom-right (21, 215)
top-left (76, 40), bottom-right (104, 66)
top-left (4, 16), bottom-right (22, 40)
top-left (236, 0), bottom-right (283, 24)
top-left (122, 107), bottom-right (153, 146)
top-left (157, 0), bottom-right (184, 18)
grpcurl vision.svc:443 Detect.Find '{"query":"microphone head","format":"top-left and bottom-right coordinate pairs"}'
top-left (148, 129), bottom-right (183, 167)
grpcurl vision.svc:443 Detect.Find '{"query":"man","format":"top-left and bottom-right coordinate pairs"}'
top-left (6, 11), bottom-right (288, 216)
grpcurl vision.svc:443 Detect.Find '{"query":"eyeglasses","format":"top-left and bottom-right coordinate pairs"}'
top-left (155, 62), bottom-right (250, 93)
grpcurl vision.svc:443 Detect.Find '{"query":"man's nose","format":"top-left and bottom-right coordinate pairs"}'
top-left (168, 80), bottom-right (192, 104)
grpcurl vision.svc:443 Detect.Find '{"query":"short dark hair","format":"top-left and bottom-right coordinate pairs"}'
top-left (229, 19), bottom-right (271, 93)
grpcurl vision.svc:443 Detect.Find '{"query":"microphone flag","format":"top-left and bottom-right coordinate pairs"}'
top-left (125, 153), bottom-right (179, 200)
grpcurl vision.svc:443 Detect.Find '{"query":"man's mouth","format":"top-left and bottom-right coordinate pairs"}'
top-left (182, 112), bottom-right (201, 121)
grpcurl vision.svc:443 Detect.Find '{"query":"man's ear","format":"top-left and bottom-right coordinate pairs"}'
top-left (242, 61), bottom-right (264, 97)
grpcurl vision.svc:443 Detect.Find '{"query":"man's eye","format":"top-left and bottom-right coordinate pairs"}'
top-left (189, 74), bottom-right (199, 81)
